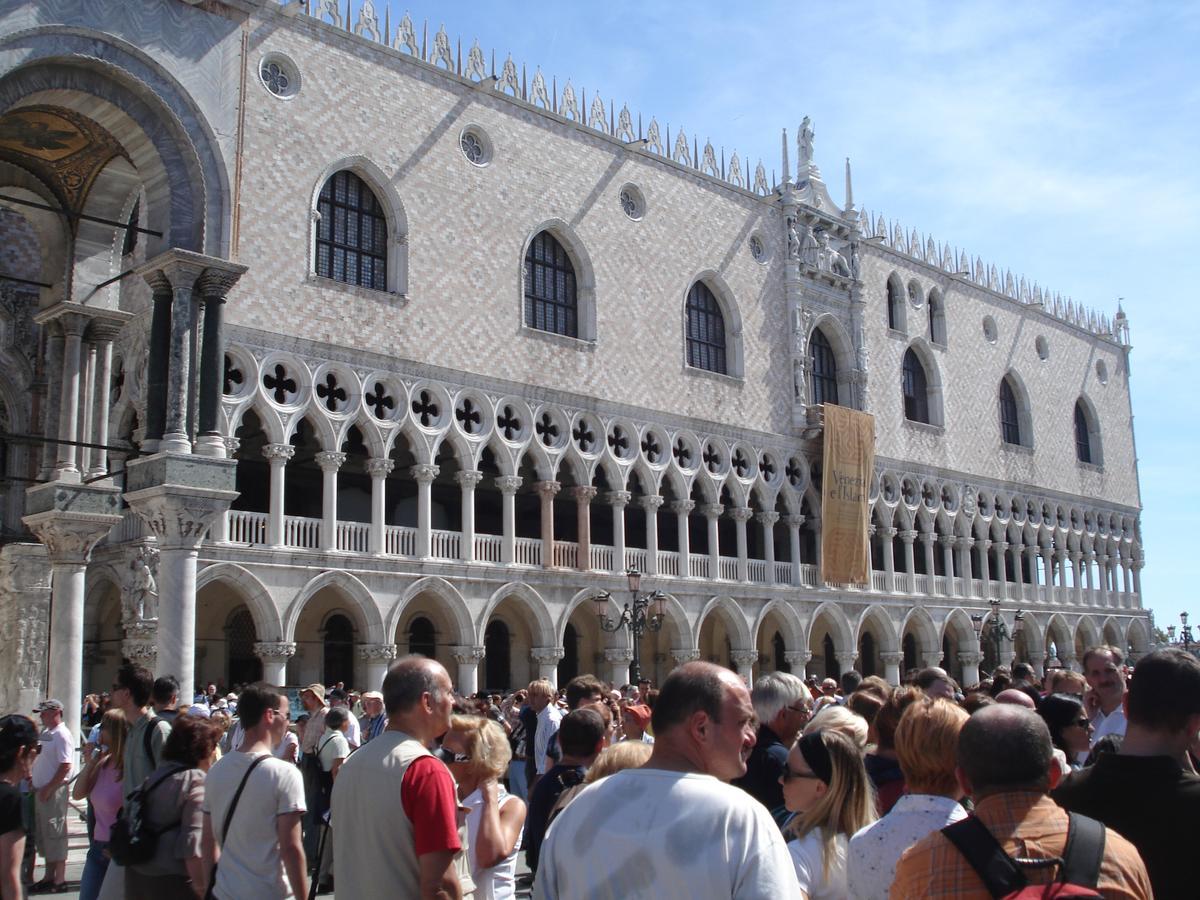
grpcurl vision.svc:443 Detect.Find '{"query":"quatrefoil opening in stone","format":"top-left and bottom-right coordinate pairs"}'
top-left (316, 371), bottom-right (349, 412)
top-left (785, 457), bottom-right (804, 488)
top-left (759, 453), bottom-right (777, 483)
top-left (702, 443), bottom-right (723, 474)
top-left (365, 381), bottom-right (396, 420)
top-left (497, 405), bottom-right (523, 441)
top-left (411, 390), bottom-right (441, 428)
top-left (672, 438), bottom-right (692, 468)
top-left (455, 397), bottom-right (483, 435)
top-left (223, 355), bottom-right (243, 396)
top-left (641, 431), bottom-right (664, 464)
top-left (607, 424), bottom-right (633, 459)
top-left (263, 362), bottom-right (298, 404)
top-left (535, 412), bottom-right (562, 448)
top-left (572, 418), bottom-right (597, 453)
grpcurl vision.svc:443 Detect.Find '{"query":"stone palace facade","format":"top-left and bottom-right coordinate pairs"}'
top-left (0, 0), bottom-right (1149, 737)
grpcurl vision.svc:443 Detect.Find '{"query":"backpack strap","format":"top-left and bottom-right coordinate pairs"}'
top-left (220, 754), bottom-right (269, 844)
top-left (142, 714), bottom-right (160, 768)
top-left (941, 816), bottom-right (1027, 898)
top-left (1059, 813), bottom-right (1106, 889)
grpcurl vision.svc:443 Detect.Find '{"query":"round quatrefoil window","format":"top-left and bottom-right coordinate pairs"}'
top-left (258, 54), bottom-right (300, 100)
top-left (619, 184), bottom-right (645, 221)
top-left (749, 234), bottom-right (767, 263)
top-left (459, 127), bottom-right (493, 166)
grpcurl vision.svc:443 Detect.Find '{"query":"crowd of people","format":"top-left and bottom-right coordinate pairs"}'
top-left (0, 642), bottom-right (1197, 898)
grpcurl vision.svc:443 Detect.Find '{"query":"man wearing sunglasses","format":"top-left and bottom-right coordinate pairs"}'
top-left (731, 671), bottom-right (812, 827)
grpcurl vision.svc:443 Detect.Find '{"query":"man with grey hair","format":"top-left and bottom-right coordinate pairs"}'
top-left (732, 670), bottom-right (811, 823)
top-left (891, 705), bottom-right (1151, 898)
top-left (332, 656), bottom-right (470, 900)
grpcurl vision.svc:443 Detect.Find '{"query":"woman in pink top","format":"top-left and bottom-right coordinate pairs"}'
top-left (73, 709), bottom-right (129, 900)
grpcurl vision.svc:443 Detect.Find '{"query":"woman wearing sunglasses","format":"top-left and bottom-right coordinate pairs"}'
top-left (1038, 692), bottom-right (1094, 769)
top-left (780, 729), bottom-right (876, 899)
top-left (0, 715), bottom-right (40, 900)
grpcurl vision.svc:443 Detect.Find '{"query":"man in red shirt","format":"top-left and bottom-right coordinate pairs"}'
top-left (332, 656), bottom-right (467, 899)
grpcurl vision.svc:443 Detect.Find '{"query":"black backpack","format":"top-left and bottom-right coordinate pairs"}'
top-left (941, 812), bottom-right (1106, 899)
top-left (108, 764), bottom-right (183, 866)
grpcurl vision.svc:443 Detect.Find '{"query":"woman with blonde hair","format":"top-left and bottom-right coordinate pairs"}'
top-left (780, 729), bottom-right (876, 899)
top-left (443, 715), bottom-right (527, 900)
top-left (73, 708), bottom-right (129, 900)
top-left (804, 704), bottom-right (869, 750)
top-left (583, 740), bottom-right (652, 784)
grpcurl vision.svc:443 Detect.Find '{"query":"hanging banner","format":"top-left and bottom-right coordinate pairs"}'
top-left (820, 405), bottom-right (875, 586)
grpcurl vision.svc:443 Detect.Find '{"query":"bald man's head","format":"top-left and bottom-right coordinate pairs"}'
top-left (958, 704), bottom-right (1053, 798)
top-left (995, 688), bottom-right (1036, 709)
top-left (383, 655), bottom-right (451, 715)
top-left (651, 661), bottom-right (743, 735)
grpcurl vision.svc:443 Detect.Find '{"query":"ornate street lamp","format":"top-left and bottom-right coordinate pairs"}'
top-left (1181, 611), bottom-right (1193, 654)
top-left (971, 599), bottom-right (1025, 669)
top-left (593, 567), bottom-right (667, 684)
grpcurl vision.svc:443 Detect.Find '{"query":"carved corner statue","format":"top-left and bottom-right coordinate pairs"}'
top-left (799, 222), bottom-right (818, 269)
top-left (787, 218), bottom-right (800, 260)
top-left (798, 116), bottom-right (815, 169)
top-left (124, 545), bottom-right (160, 622)
top-left (816, 232), bottom-right (851, 277)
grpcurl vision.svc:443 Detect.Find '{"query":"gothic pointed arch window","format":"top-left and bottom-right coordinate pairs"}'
top-left (773, 631), bottom-right (789, 673)
top-left (823, 633), bottom-right (839, 679)
top-left (559, 622), bottom-right (580, 685)
top-left (686, 281), bottom-right (727, 374)
top-left (484, 620), bottom-right (511, 691)
top-left (1074, 399), bottom-right (1099, 464)
top-left (928, 289), bottom-right (946, 344)
top-left (902, 348), bottom-right (930, 423)
top-left (859, 632), bottom-right (877, 678)
top-left (225, 607), bottom-right (262, 687)
top-left (887, 275), bottom-right (906, 332)
top-left (408, 616), bottom-right (436, 658)
top-left (808, 328), bottom-right (838, 406)
top-left (322, 613), bottom-right (356, 687)
top-left (316, 170), bottom-right (388, 290)
top-left (524, 231), bottom-right (578, 337)
top-left (999, 377), bottom-right (1022, 445)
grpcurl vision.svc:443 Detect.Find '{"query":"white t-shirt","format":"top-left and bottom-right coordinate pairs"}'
top-left (847, 793), bottom-right (966, 900)
top-left (788, 830), bottom-right (849, 900)
top-left (534, 768), bottom-right (800, 899)
top-left (317, 730), bottom-right (349, 772)
top-left (274, 731), bottom-right (299, 761)
top-left (1091, 706), bottom-right (1127, 746)
top-left (32, 722), bottom-right (74, 789)
top-left (203, 751), bottom-right (306, 900)
top-left (534, 705), bottom-right (563, 776)
top-left (464, 785), bottom-right (521, 900)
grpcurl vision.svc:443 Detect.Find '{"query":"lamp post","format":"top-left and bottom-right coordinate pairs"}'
top-left (593, 567), bottom-right (667, 684)
top-left (1181, 612), bottom-right (1193, 654)
top-left (971, 599), bottom-right (1025, 670)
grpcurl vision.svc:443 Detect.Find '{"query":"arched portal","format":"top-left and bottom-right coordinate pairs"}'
top-left (322, 614), bottom-right (355, 687)
top-left (559, 622), bottom-right (580, 685)
top-left (408, 616), bottom-right (436, 658)
top-left (484, 620), bottom-right (512, 691)
top-left (224, 607), bottom-right (262, 688)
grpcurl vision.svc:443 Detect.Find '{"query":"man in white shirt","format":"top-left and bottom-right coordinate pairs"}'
top-left (529, 681), bottom-right (562, 785)
top-left (534, 662), bottom-right (800, 899)
top-left (1083, 645), bottom-right (1128, 746)
top-left (327, 689), bottom-right (361, 749)
top-left (30, 699), bottom-right (74, 892)
top-left (202, 683), bottom-right (308, 900)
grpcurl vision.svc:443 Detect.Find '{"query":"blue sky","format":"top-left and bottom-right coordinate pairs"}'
top-left (344, 0), bottom-right (1197, 635)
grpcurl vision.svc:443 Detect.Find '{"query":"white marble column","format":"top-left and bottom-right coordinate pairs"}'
top-left (607, 490), bottom-right (631, 572)
top-left (976, 538), bottom-right (992, 596)
top-left (359, 643), bottom-right (398, 694)
top-left (1025, 649), bottom-right (1046, 679)
top-left (88, 333), bottom-right (116, 479)
top-left (958, 650), bottom-right (983, 688)
top-left (530, 647), bottom-right (565, 687)
top-left (671, 500), bottom-right (695, 578)
top-left (496, 476), bottom-right (522, 564)
top-left (731, 507), bottom-right (753, 582)
top-left (604, 648), bottom-right (634, 687)
top-left (957, 537), bottom-right (975, 597)
top-left (39, 327), bottom-right (64, 478)
top-left (451, 646), bottom-right (486, 695)
top-left (994, 540), bottom-right (1009, 598)
top-left (316, 450), bottom-right (346, 552)
top-left (264, 443), bottom-right (293, 547)
top-left (701, 503), bottom-right (723, 578)
top-left (1042, 548), bottom-right (1056, 605)
top-left (939, 534), bottom-right (956, 596)
top-left (367, 458), bottom-right (393, 555)
top-left (758, 511), bottom-right (779, 585)
top-left (78, 341), bottom-right (97, 475)
top-left (571, 486), bottom-right (597, 571)
top-left (881, 650), bottom-right (904, 686)
top-left (880, 526), bottom-right (897, 591)
top-left (413, 464), bottom-right (440, 559)
top-left (534, 480), bottom-right (560, 567)
top-left (55, 315), bottom-right (87, 479)
top-left (730, 650), bottom-right (760, 684)
top-left (1069, 550), bottom-right (1084, 605)
top-left (900, 530), bottom-right (918, 593)
top-left (921, 533), bottom-right (937, 593)
top-left (1027, 545), bottom-right (1042, 602)
top-left (456, 470), bottom-right (483, 562)
top-left (784, 649), bottom-right (812, 677)
top-left (835, 651), bottom-right (860, 675)
top-left (784, 514), bottom-right (805, 586)
top-left (253, 642), bottom-right (297, 686)
top-left (641, 495), bottom-right (664, 576)
top-left (1131, 557), bottom-right (1143, 598)
top-left (160, 262), bottom-right (204, 454)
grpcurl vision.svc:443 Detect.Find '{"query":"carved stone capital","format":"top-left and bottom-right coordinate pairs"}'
top-left (223, 437), bottom-right (241, 456)
top-left (921, 650), bottom-right (945, 667)
top-left (920, 532), bottom-right (938, 546)
top-left (263, 443), bottom-right (295, 463)
top-left (958, 650), bottom-right (983, 667)
top-left (834, 651), bottom-right (860, 667)
top-left (755, 511), bottom-right (781, 526)
top-left (23, 512), bottom-right (122, 565)
top-left (451, 645), bottom-right (487, 665)
top-left (358, 643), bottom-right (399, 662)
top-left (880, 651), bottom-right (905, 665)
top-left (530, 646), bottom-right (565, 665)
top-left (878, 526), bottom-right (898, 539)
top-left (196, 266), bottom-right (245, 301)
top-left (315, 451), bottom-right (347, 472)
top-left (570, 485), bottom-right (598, 504)
top-left (494, 475), bottom-right (523, 494)
top-left (730, 650), bottom-right (760, 668)
top-left (699, 503), bottom-right (724, 520)
top-left (993, 540), bottom-right (1009, 552)
top-left (603, 648), bottom-right (634, 663)
top-left (605, 490), bottom-right (632, 508)
top-left (639, 494), bottom-right (665, 511)
top-left (898, 530), bottom-right (918, 544)
top-left (411, 464), bottom-right (440, 484)
top-left (781, 514), bottom-right (806, 528)
top-left (783, 650), bottom-right (812, 666)
top-left (729, 506), bottom-right (755, 523)
top-left (455, 470), bottom-right (484, 489)
top-left (533, 480), bottom-right (561, 498)
top-left (669, 499), bottom-right (696, 515)
top-left (253, 641), bottom-right (297, 661)
top-left (671, 648), bottom-right (702, 664)
top-left (957, 536), bottom-right (975, 549)
top-left (938, 534), bottom-right (957, 546)
top-left (123, 488), bottom-right (235, 550)
top-left (367, 458), bottom-right (395, 478)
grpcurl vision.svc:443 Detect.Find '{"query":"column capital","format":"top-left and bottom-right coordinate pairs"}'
top-left (880, 651), bottom-right (905, 665)
top-left (253, 641), bottom-right (297, 661)
top-left (639, 494), bottom-right (665, 511)
top-left (671, 648), bottom-right (702, 664)
top-left (699, 503), bottom-right (724, 520)
top-left (957, 536), bottom-right (975, 549)
top-left (223, 437), bottom-right (241, 457)
top-left (898, 529), bottom-right (918, 544)
top-left (358, 643), bottom-right (399, 662)
top-left (993, 540), bottom-right (1009, 552)
top-left (1083, 549), bottom-right (1097, 562)
top-left (315, 450), bottom-right (347, 472)
top-left (411, 464), bottom-right (440, 484)
top-left (781, 513), bottom-right (806, 528)
top-left (530, 646), bottom-right (565, 664)
top-left (532, 480), bottom-right (561, 498)
top-left (783, 650), bottom-right (812, 666)
top-left (834, 650), bottom-right (860, 667)
top-left (879, 526), bottom-right (898, 539)
top-left (123, 486), bottom-right (236, 550)
top-left (263, 443), bottom-right (295, 462)
top-left (938, 534), bottom-right (956, 546)
top-left (730, 650), bottom-right (760, 668)
top-left (919, 531), bottom-right (937, 546)
top-left (1068, 549), bottom-right (1083, 562)
top-left (729, 506), bottom-right (754, 523)
top-left (603, 648), bottom-right (634, 663)
top-left (451, 645), bottom-right (487, 664)
top-left (196, 265), bottom-right (246, 300)
top-left (755, 510), bottom-right (780, 526)
top-left (23, 510), bottom-right (122, 565)
top-left (605, 490), bottom-right (632, 507)
top-left (137, 248), bottom-right (244, 292)
top-left (455, 469), bottom-right (483, 488)
top-left (958, 650), bottom-right (983, 666)
top-left (367, 458), bottom-right (396, 478)
top-left (1054, 547), bottom-right (1070, 561)
top-left (669, 499), bottom-right (696, 515)
top-left (920, 650), bottom-right (945, 667)
top-left (569, 485), bottom-right (598, 503)
top-left (495, 475), bottom-right (523, 494)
